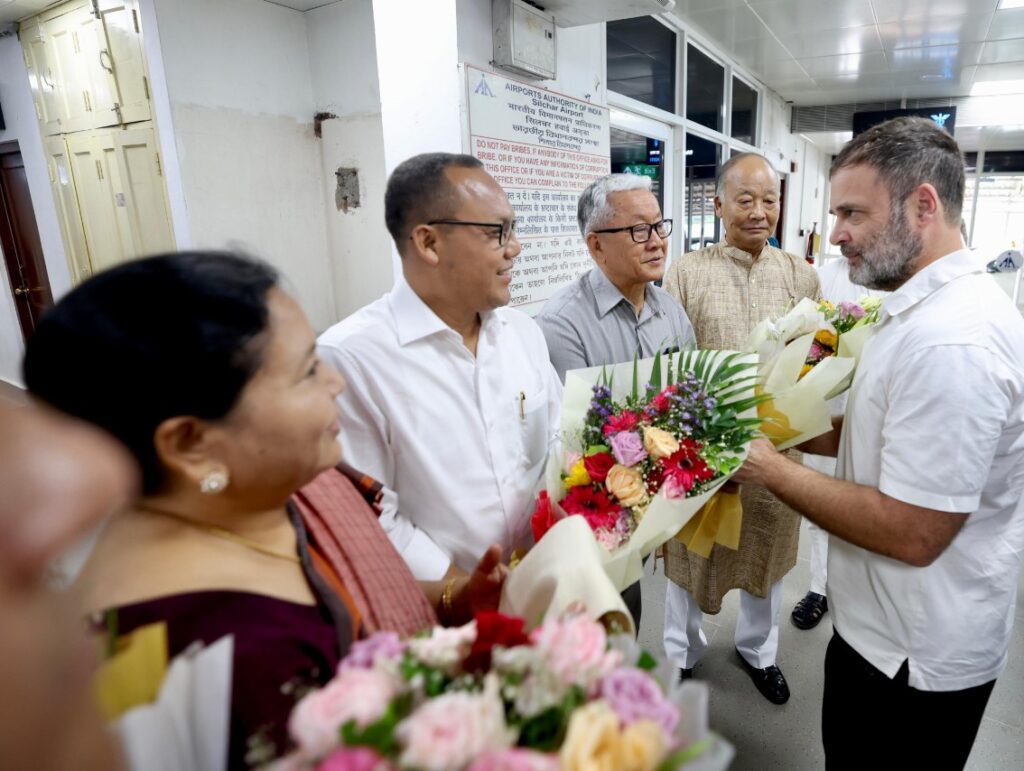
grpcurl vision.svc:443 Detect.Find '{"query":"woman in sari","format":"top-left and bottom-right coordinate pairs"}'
top-left (23, 251), bottom-right (505, 768)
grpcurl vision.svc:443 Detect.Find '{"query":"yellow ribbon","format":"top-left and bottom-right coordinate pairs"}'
top-left (94, 622), bottom-right (169, 720)
top-left (756, 386), bottom-right (801, 447)
top-left (675, 490), bottom-right (743, 558)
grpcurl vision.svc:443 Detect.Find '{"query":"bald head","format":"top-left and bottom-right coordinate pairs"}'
top-left (714, 153), bottom-right (781, 259)
top-left (716, 153), bottom-right (779, 197)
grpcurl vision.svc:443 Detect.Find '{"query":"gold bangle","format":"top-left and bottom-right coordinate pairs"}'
top-left (441, 577), bottom-right (458, 623)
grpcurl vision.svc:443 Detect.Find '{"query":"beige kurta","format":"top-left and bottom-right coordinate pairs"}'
top-left (662, 241), bottom-right (821, 613)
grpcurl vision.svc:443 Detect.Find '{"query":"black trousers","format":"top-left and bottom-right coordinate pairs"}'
top-left (823, 631), bottom-right (996, 770)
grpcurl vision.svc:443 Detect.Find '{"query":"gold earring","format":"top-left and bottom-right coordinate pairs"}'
top-left (200, 469), bottom-right (229, 495)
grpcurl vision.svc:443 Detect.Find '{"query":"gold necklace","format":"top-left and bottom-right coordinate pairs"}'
top-left (136, 505), bottom-right (302, 564)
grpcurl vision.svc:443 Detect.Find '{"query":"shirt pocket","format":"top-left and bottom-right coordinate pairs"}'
top-left (515, 385), bottom-right (550, 468)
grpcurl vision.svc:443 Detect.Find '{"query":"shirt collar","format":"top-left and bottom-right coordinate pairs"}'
top-left (587, 267), bottom-right (663, 320)
top-left (390, 276), bottom-right (506, 346)
top-left (719, 239), bottom-right (774, 267)
top-left (880, 249), bottom-right (981, 320)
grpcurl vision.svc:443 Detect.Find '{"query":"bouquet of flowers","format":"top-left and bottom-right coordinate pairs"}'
top-left (274, 612), bottom-right (732, 771)
top-left (746, 296), bottom-right (881, 450)
top-left (500, 350), bottom-right (762, 631)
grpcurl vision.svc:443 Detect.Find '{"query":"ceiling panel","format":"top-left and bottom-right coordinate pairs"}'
top-left (796, 51), bottom-right (891, 79)
top-left (989, 9), bottom-right (1024, 42)
top-left (876, 14), bottom-right (998, 49)
top-left (746, 0), bottom-right (878, 35)
top-left (0, 0), bottom-right (59, 24)
top-left (978, 38), bottom-right (1024, 65)
top-left (774, 25), bottom-right (884, 60)
top-left (681, 6), bottom-right (769, 45)
top-left (870, 0), bottom-right (999, 26)
top-left (975, 60), bottom-right (1024, 81)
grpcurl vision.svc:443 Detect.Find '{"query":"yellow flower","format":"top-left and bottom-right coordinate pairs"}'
top-left (642, 426), bottom-right (680, 460)
top-left (564, 459), bottom-right (591, 489)
top-left (814, 328), bottom-right (837, 349)
top-left (798, 363), bottom-right (814, 379)
top-left (605, 464), bottom-right (647, 507)
top-left (560, 702), bottom-right (665, 771)
top-left (619, 719), bottom-right (668, 771)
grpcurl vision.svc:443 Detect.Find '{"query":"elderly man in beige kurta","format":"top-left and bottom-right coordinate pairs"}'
top-left (661, 152), bottom-right (820, 705)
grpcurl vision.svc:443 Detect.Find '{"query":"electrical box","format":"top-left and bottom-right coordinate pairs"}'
top-left (492, 0), bottom-right (556, 81)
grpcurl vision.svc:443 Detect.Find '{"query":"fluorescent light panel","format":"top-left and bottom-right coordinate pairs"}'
top-left (971, 79), bottom-right (1024, 96)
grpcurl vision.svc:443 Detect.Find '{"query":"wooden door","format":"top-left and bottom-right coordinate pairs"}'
top-left (95, 0), bottom-right (151, 124)
top-left (111, 126), bottom-right (174, 256)
top-left (66, 131), bottom-right (126, 271)
top-left (0, 143), bottom-right (53, 342)
top-left (20, 18), bottom-right (63, 136)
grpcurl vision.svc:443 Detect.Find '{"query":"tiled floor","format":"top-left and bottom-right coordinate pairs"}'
top-left (636, 519), bottom-right (1024, 770)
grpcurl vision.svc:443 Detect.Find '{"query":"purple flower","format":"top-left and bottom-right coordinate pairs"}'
top-left (338, 631), bottom-right (407, 671)
top-left (599, 668), bottom-right (680, 736)
top-left (839, 301), bottom-right (865, 320)
top-left (609, 431), bottom-right (647, 466)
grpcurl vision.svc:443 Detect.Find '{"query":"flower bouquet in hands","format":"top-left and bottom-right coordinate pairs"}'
top-left (746, 296), bottom-right (881, 450)
top-left (500, 349), bottom-right (763, 631)
top-left (273, 612), bottom-right (732, 771)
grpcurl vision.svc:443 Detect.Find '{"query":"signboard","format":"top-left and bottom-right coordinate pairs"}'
top-left (852, 106), bottom-right (957, 136)
top-left (465, 64), bottom-right (611, 313)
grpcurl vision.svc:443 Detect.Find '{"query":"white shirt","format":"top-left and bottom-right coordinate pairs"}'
top-left (804, 257), bottom-right (886, 476)
top-left (317, 278), bottom-right (562, 580)
top-left (832, 249), bottom-right (1024, 691)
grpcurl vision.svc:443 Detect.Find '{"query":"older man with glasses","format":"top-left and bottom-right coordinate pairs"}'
top-left (318, 153), bottom-right (562, 591)
top-left (536, 173), bottom-right (695, 629)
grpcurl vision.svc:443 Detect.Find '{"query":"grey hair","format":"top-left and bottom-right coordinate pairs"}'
top-left (830, 116), bottom-right (964, 225)
top-left (577, 173), bottom-right (653, 236)
top-left (716, 152), bottom-right (779, 197)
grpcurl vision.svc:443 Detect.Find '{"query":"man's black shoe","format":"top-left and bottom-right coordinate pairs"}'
top-left (737, 653), bottom-right (790, 704)
top-left (791, 591), bottom-right (828, 630)
top-left (678, 667), bottom-right (693, 681)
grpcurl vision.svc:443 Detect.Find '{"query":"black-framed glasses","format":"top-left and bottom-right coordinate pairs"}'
top-left (427, 218), bottom-right (518, 246)
top-left (591, 218), bottom-right (673, 243)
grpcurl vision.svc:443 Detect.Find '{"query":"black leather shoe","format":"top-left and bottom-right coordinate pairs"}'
top-left (791, 591), bottom-right (828, 630)
top-left (737, 653), bottom-right (790, 704)
top-left (678, 667), bottom-right (693, 681)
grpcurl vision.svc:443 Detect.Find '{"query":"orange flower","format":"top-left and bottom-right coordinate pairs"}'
top-left (814, 329), bottom-right (838, 350)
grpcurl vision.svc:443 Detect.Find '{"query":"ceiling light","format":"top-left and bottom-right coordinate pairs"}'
top-left (971, 79), bottom-right (1024, 96)
top-left (998, 0), bottom-right (1024, 9)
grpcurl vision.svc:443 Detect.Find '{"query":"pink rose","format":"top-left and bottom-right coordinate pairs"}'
top-left (339, 631), bottom-right (407, 671)
top-left (609, 431), bottom-right (648, 467)
top-left (599, 668), bottom-right (680, 736)
top-left (288, 669), bottom-right (398, 759)
top-left (529, 614), bottom-right (622, 688)
top-left (660, 474), bottom-right (687, 500)
top-left (467, 748), bottom-right (560, 771)
top-left (316, 747), bottom-right (392, 771)
top-left (396, 676), bottom-right (513, 771)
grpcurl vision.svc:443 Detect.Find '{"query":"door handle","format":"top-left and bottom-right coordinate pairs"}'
top-left (14, 286), bottom-right (43, 296)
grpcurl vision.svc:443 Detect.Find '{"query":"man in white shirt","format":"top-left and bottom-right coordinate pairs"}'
top-left (790, 256), bottom-right (886, 632)
top-left (318, 153), bottom-right (562, 583)
top-left (736, 117), bottom-right (1024, 768)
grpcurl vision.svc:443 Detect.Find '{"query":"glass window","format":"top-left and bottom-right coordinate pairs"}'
top-left (731, 77), bottom-right (758, 144)
top-left (610, 128), bottom-right (665, 212)
top-left (683, 133), bottom-right (722, 251)
top-left (686, 45), bottom-right (724, 132)
top-left (606, 17), bottom-right (676, 112)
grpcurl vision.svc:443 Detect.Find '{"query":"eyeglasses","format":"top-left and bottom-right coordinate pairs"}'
top-left (591, 219), bottom-right (673, 243)
top-left (427, 218), bottom-right (519, 246)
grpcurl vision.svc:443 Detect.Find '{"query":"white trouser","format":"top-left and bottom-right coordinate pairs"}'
top-left (663, 580), bottom-right (784, 669)
top-left (808, 520), bottom-right (829, 597)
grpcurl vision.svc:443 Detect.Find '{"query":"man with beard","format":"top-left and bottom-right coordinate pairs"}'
top-left (661, 152), bottom-right (820, 704)
top-left (736, 117), bottom-right (1024, 768)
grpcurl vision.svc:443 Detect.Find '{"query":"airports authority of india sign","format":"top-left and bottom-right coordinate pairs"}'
top-left (465, 64), bottom-right (611, 314)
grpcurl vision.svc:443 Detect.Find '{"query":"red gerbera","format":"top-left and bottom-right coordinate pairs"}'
top-left (562, 485), bottom-right (623, 532)
top-left (649, 385), bottom-right (677, 414)
top-left (464, 611), bottom-right (531, 672)
top-left (659, 439), bottom-right (714, 494)
top-left (602, 410), bottom-right (640, 437)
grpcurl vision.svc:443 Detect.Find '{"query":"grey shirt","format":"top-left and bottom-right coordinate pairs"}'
top-left (535, 267), bottom-right (696, 381)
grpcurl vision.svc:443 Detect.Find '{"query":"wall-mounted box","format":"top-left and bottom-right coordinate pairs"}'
top-left (492, 0), bottom-right (555, 81)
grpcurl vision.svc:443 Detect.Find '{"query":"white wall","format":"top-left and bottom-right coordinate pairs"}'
top-left (149, 0), bottom-right (336, 331)
top-left (307, 0), bottom-right (393, 320)
top-left (456, 0), bottom-right (606, 106)
top-left (0, 33), bottom-right (72, 387)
